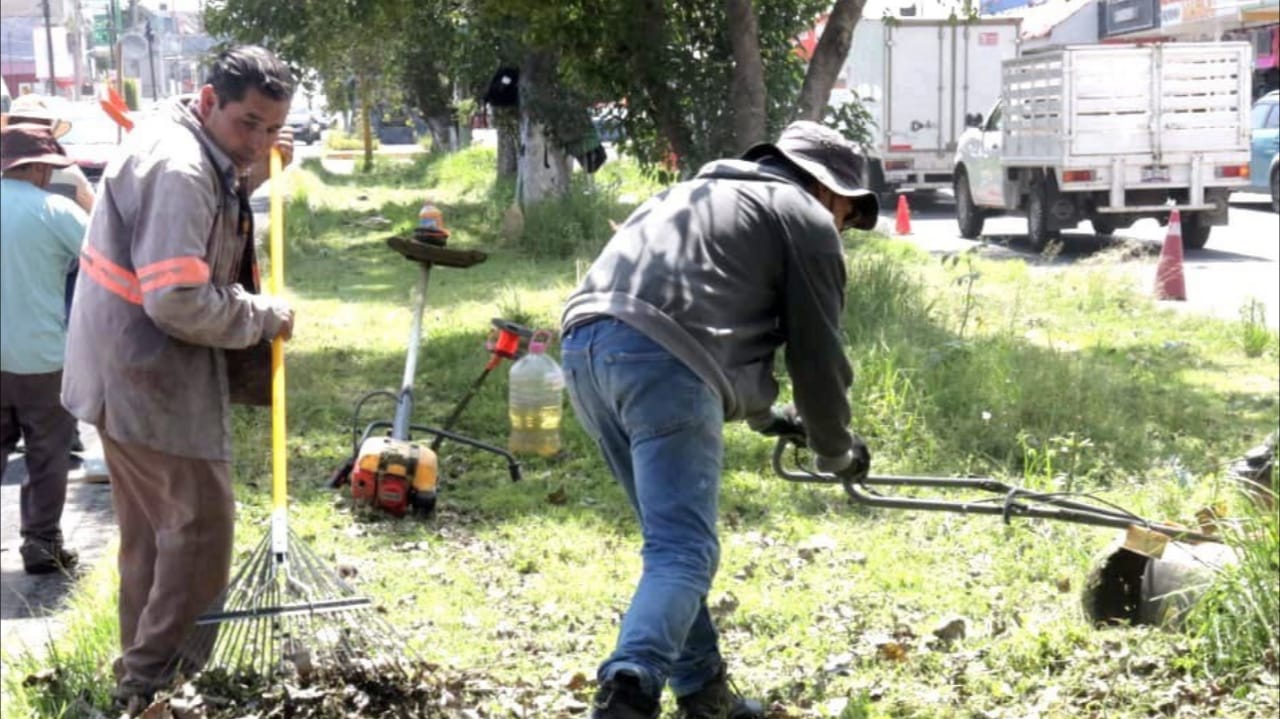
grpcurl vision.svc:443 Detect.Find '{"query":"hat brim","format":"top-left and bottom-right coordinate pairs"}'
top-left (1, 153), bottom-right (76, 172)
top-left (742, 141), bottom-right (879, 231)
top-left (0, 114), bottom-right (71, 138)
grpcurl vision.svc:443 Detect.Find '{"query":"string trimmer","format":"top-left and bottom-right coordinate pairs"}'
top-left (326, 234), bottom-right (523, 517)
top-left (770, 435), bottom-right (1240, 627)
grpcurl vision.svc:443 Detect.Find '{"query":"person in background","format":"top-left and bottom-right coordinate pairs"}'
top-left (0, 93), bottom-right (97, 213)
top-left (2, 94), bottom-right (100, 454)
top-left (0, 124), bottom-right (90, 575)
top-left (560, 121), bottom-right (878, 719)
top-left (61, 45), bottom-right (295, 715)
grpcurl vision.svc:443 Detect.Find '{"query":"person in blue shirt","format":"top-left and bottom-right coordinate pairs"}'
top-left (2, 94), bottom-right (99, 456)
top-left (0, 124), bottom-right (89, 574)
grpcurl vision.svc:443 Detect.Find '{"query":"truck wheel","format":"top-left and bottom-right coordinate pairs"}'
top-left (1026, 179), bottom-right (1059, 252)
top-left (1180, 213), bottom-right (1211, 250)
top-left (1271, 168), bottom-right (1278, 214)
top-left (865, 159), bottom-right (896, 207)
top-left (954, 171), bottom-right (985, 239)
top-left (1091, 218), bottom-right (1115, 237)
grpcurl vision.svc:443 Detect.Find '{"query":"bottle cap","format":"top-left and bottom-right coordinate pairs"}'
top-left (529, 329), bottom-right (552, 354)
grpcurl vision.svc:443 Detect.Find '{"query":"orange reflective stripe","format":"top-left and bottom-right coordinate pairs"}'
top-left (137, 256), bottom-right (210, 293)
top-left (80, 245), bottom-right (142, 304)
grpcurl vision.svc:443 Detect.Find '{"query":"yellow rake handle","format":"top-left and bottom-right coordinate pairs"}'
top-left (269, 148), bottom-right (287, 514)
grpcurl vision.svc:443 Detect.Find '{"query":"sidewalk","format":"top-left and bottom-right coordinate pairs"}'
top-left (0, 423), bottom-right (116, 673)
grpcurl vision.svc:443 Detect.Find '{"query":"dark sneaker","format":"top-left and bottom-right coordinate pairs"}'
top-left (675, 666), bottom-right (765, 719)
top-left (592, 672), bottom-right (660, 719)
top-left (21, 542), bottom-right (79, 575)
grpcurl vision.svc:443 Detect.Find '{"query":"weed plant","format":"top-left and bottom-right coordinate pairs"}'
top-left (1186, 473), bottom-right (1279, 680)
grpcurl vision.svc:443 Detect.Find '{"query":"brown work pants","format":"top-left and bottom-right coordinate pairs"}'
top-left (100, 433), bottom-right (234, 695)
top-left (0, 370), bottom-right (74, 545)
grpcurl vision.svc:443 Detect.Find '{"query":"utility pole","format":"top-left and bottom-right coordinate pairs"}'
top-left (41, 0), bottom-right (57, 95)
top-left (109, 0), bottom-right (121, 97)
top-left (144, 20), bottom-right (157, 100)
top-left (72, 0), bottom-right (84, 100)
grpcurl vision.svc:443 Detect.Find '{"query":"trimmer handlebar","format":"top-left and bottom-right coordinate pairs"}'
top-left (771, 437), bottom-right (1218, 543)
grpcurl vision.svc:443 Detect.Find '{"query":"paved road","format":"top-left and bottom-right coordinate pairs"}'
top-left (879, 190), bottom-right (1280, 329)
top-left (1, 424), bottom-right (113, 676)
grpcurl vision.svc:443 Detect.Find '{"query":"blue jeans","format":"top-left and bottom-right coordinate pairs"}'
top-left (561, 318), bottom-right (727, 700)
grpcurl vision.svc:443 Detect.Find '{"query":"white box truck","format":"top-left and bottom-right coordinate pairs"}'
top-left (953, 42), bottom-right (1253, 250)
top-left (830, 16), bottom-right (1022, 199)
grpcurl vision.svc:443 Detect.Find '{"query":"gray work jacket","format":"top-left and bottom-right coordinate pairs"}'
top-left (62, 99), bottom-right (286, 461)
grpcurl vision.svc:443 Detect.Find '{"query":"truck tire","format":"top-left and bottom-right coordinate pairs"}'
top-left (1027, 177), bottom-right (1059, 252)
top-left (954, 171), bottom-right (985, 239)
top-left (1271, 167), bottom-right (1278, 214)
top-left (1091, 218), bottom-right (1115, 237)
top-left (1180, 213), bottom-right (1211, 250)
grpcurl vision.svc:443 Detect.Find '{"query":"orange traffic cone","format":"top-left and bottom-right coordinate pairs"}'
top-left (1154, 209), bottom-right (1187, 301)
top-left (894, 194), bottom-right (912, 235)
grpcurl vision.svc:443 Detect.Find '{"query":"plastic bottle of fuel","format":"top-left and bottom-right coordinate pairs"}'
top-left (508, 330), bottom-right (564, 457)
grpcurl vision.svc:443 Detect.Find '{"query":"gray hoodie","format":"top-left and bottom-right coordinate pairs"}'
top-left (561, 157), bottom-right (854, 462)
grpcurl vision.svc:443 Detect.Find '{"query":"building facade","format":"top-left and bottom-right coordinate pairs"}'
top-left (1098, 0), bottom-right (1280, 96)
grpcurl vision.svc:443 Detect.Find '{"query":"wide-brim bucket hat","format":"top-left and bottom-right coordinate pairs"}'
top-left (742, 120), bottom-right (879, 230)
top-left (1, 123), bottom-right (75, 172)
top-left (1, 94), bottom-right (72, 138)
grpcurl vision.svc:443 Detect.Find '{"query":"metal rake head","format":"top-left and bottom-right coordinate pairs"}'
top-left (175, 529), bottom-right (415, 683)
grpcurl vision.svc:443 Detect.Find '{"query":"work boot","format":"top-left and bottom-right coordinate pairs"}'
top-left (20, 540), bottom-right (78, 575)
top-left (110, 688), bottom-right (156, 718)
top-left (591, 671), bottom-right (660, 719)
top-left (675, 665), bottom-right (765, 719)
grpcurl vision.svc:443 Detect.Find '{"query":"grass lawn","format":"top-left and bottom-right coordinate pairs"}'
top-left (4, 147), bottom-right (1277, 718)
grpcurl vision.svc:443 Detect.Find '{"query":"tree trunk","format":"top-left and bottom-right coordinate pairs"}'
top-left (423, 113), bottom-right (453, 152)
top-left (518, 51), bottom-right (572, 205)
top-left (359, 76), bottom-right (374, 173)
top-left (726, 0), bottom-right (766, 154)
top-left (496, 107), bottom-right (518, 178)
top-left (631, 0), bottom-right (693, 172)
top-left (518, 115), bottom-right (570, 205)
top-left (402, 49), bottom-right (457, 153)
top-left (793, 0), bottom-right (867, 123)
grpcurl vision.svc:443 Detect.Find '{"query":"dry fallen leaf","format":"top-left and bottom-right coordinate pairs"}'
top-left (564, 671), bottom-right (590, 691)
top-left (876, 640), bottom-right (909, 662)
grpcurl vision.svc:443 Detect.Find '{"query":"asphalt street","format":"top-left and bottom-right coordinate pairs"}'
top-left (0, 423), bottom-right (113, 676)
top-left (876, 190), bottom-right (1280, 329)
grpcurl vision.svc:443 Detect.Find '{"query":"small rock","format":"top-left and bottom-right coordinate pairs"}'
top-left (932, 616), bottom-right (967, 643)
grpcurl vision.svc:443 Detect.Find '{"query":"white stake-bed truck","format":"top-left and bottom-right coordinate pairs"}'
top-left (953, 42), bottom-right (1253, 250)
top-left (831, 16), bottom-right (1022, 199)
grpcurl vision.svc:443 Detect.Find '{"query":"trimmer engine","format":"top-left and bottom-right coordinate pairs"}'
top-left (350, 436), bottom-right (439, 516)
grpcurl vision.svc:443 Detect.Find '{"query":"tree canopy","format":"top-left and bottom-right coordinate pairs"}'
top-left (203, 0), bottom-right (862, 182)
